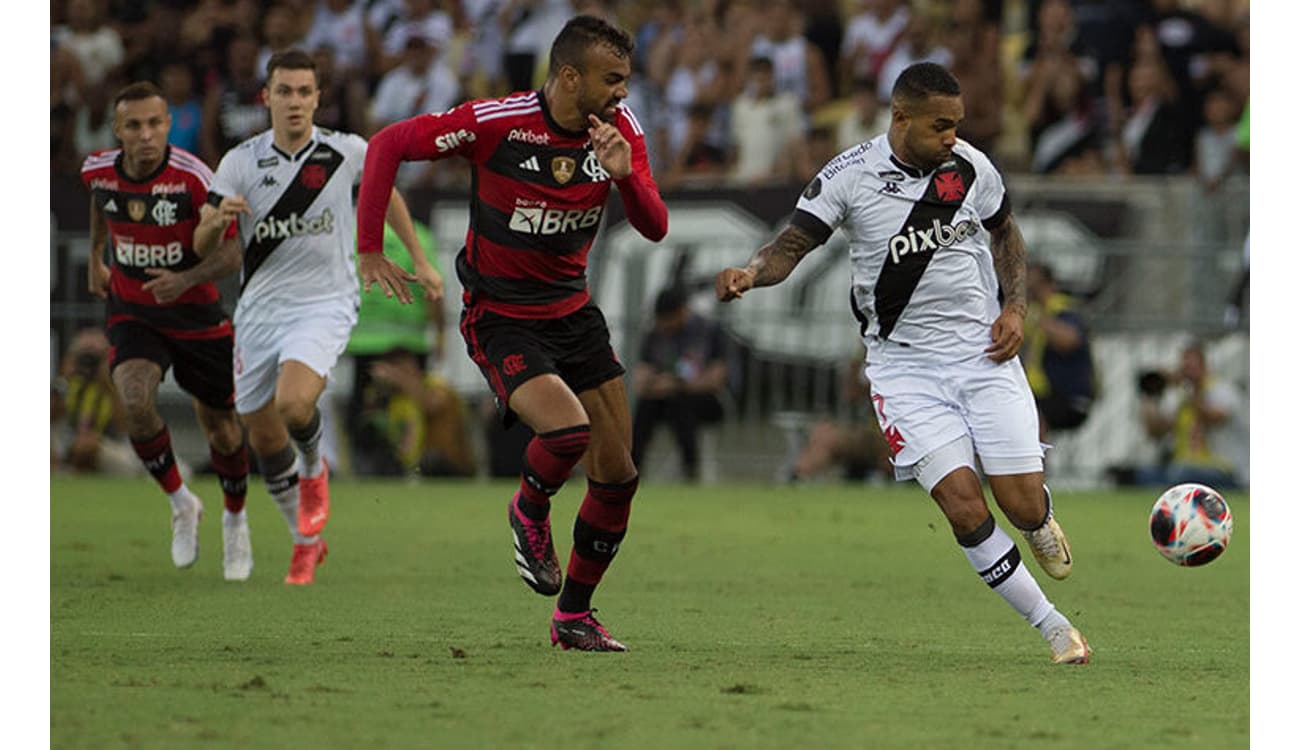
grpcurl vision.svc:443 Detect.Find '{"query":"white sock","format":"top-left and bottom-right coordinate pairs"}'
top-left (960, 519), bottom-right (1066, 630)
top-left (167, 486), bottom-right (196, 512)
top-left (270, 488), bottom-right (317, 545)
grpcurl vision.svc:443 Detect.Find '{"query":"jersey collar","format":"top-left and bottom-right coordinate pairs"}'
top-left (115, 146), bottom-right (172, 184)
top-left (537, 89), bottom-right (588, 140)
top-left (271, 127), bottom-right (319, 162)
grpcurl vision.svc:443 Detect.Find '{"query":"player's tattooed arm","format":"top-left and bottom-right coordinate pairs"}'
top-left (142, 235), bottom-right (242, 304)
top-left (986, 212), bottom-right (1028, 362)
top-left (715, 224), bottom-right (820, 301)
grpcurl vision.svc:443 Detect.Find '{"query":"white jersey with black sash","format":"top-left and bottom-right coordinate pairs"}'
top-left (209, 126), bottom-right (367, 328)
top-left (791, 134), bottom-right (1012, 364)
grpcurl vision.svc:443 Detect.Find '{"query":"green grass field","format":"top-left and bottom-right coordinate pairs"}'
top-left (51, 476), bottom-right (1249, 749)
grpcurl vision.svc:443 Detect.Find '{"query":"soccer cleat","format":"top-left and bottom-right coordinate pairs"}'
top-left (509, 494), bottom-right (562, 596)
top-left (170, 495), bottom-right (203, 568)
top-left (1046, 625), bottom-right (1091, 665)
top-left (550, 609), bottom-right (628, 652)
top-left (284, 538), bottom-right (327, 585)
top-left (297, 460), bottom-right (331, 537)
top-left (1022, 515), bottom-right (1073, 580)
top-left (222, 510), bottom-right (253, 581)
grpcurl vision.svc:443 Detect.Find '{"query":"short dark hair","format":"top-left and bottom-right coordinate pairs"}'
top-left (266, 48), bottom-right (317, 83)
top-left (891, 62), bottom-right (961, 104)
top-left (653, 286), bottom-right (688, 317)
top-left (113, 81), bottom-right (164, 109)
top-left (548, 14), bottom-right (633, 76)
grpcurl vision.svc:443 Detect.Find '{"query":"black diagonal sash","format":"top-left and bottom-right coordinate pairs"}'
top-left (239, 142), bottom-right (345, 291)
top-left (873, 154), bottom-right (977, 341)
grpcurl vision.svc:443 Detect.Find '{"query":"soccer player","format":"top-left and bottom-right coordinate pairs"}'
top-left (714, 63), bottom-right (1091, 665)
top-left (80, 82), bottom-right (250, 579)
top-left (355, 15), bottom-right (668, 651)
top-left (196, 50), bottom-right (441, 585)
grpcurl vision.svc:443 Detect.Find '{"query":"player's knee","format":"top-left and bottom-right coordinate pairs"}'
top-left (205, 415), bottom-right (244, 455)
top-left (274, 394), bottom-right (316, 431)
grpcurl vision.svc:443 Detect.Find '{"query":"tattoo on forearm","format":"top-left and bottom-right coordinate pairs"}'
top-left (748, 225), bottom-right (818, 288)
top-left (992, 217), bottom-right (1027, 313)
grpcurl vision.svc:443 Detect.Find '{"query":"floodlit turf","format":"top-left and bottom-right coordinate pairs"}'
top-left (51, 476), bottom-right (1249, 749)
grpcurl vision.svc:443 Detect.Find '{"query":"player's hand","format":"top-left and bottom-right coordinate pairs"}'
top-left (141, 268), bottom-right (193, 304)
top-left (588, 114), bottom-right (631, 180)
top-left (210, 195), bottom-right (251, 225)
top-left (986, 306), bottom-right (1025, 362)
top-left (359, 253), bottom-right (417, 304)
top-left (88, 259), bottom-right (111, 299)
top-left (413, 263), bottom-right (444, 303)
top-left (715, 267), bottom-right (755, 302)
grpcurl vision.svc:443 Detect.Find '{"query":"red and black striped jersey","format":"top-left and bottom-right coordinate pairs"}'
top-left (80, 146), bottom-right (231, 339)
top-left (357, 90), bottom-right (668, 319)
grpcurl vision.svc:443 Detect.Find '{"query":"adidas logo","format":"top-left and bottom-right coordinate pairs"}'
top-left (103, 198), bottom-right (118, 213)
top-left (518, 156), bottom-right (540, 172)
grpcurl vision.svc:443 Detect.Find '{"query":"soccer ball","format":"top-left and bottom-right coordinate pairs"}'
top-left (1148, 483), bottom-right (1234, 566)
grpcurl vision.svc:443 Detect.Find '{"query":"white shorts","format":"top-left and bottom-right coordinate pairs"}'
top-left (233, 304), bottom-right (357, 414)
top-left (865, 351), bottom-right (1044, 489)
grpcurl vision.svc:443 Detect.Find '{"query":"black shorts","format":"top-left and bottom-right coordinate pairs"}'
top-left (108, 320), bottom-right (235, 411)
top-left (460, 303), bottom-right (625, 424)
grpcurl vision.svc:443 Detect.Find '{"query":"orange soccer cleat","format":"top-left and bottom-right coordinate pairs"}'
top-left (284, 539), bottom-right (327, 585)
top-left (297, 460), bottom-right (331, 537)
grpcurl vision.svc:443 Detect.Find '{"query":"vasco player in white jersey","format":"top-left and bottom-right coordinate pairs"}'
top-left (196, 50), bottom-right (442, 585)
top-left (716, 63), bottom-right (1091, 665)
top-left (80, 82), bottom-right (248, 578)
top-left (356, 16), bottom-right (668, 651)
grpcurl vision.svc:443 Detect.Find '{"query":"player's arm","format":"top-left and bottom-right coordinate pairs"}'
top-left (364, 187), bottom-right (444, 304)
top-left (592, 113), bottom-right (668, 241)
top-left (715, 223), bottom-right (823, 302)
top-left (87, 199), bottom-right (111, 299)
top-left (142, 234), bottom-right (242, 305)
top-left (986, 211), bottom-right (1029, 363)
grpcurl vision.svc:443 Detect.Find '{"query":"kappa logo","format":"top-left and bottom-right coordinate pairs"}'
top-left (519, 155), bottom-right (541, 172)
top-left (880, 182), bottom-right (903, 196)
top-left (151, 198), bottom-right (178, 227)
top-left (261, 174), bottom-right (278, 187)
top-left (551, 156), bottom-right (576, 184)
top-left (501, 353), bottom-right (527, 376)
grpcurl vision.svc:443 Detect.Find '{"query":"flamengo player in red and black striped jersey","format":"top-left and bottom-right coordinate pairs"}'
top-left (78, 82), bottom-right (251, 580)
top-left (357, 15), bottom-right (667, 652)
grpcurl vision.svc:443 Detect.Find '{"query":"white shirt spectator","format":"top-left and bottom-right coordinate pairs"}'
top-left (841, 3), bottom-right (910, 80)
top-left (383, 11), bottom-right (455, 59)
top-left (52, 24), bottom-right (124, 89)
top-left (371, 58), bottom-right (461, 126)
top-left (729, 90), bottom-right (803, 184)
top-left (304, 0), bottom-right (370, 73)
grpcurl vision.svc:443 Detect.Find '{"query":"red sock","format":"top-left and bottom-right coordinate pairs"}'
top-left (517, 425), bottom-right (591, 512)
top-left (564, 476), bottom-right (636, 589)
top-left (131, 428), bottom-right (183, 494)
top-left (210, 443), bottom-right (249, 513)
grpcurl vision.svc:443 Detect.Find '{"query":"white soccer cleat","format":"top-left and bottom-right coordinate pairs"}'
top-left (222, 509), bottom-right (253, 581)
top-left (1022, 515), bottom-right (1073, 580)
top-left (171, 495), bottom-right (203, 568)
top-left (1046, 625), bottom-right (1091, 665)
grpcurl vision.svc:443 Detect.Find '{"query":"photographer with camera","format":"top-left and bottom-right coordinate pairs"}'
top-left (1134, 340), bottom-right (1247, 489)
top-left (52, 329), bottom-right (137, 476)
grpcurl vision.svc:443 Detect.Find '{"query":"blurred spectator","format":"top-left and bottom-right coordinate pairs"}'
top-left (786, 352), bottom-right (892, 484)
top-left (834, 77), bottom-right (890, 152)
top-left (459, 0), bottom-right (510, 97)
top-left (1023, 262), bottom-right (1094, 441)
top-left (1133, 340), bottom-right (1247, 489)
top-left (875, 10), bottom-right (951, 103)
top-left (51, 329), bottom-right (139, 476)
top-left (312, 45), bottom-right (371, 135)
top-left (200, 33), bottom-right (270, 166)
top-left (1024, 50), bottom-right (1104, 175)
top-left (728, 56), bottom-right (804, 187)
top-left (648, 10), bottom-right (731, 182)
top-left (52, 0), bottom-right (125, 97)
top-left (73, 72), bottom-right (122, 159)
top-left (659, 104), bottom-right (729, 190)
top-left (840, 0), bottom-right (910, 94)
top-left (377, 0), bottom-right (456, 75)
top-left (161, 62), bottom-right (204, 155)
top-left (360, 347), bottom-right (477, 477)
top-left (794, 126), bottom-right (840, 183)
top-left (631, 287), bottom-right (731, 483)
top-left (370, 35), bottom-right (461, 186)
top-left (257, 3), bottom-right (309, 78)
top-left (345, 219), bottom-right (447, 474)
top-left (945, 0), bottom-right (1002, 154)
top-left (802, 0), bottom-right (846, 96)
top-left (1116, 59), bottom-right (1190, 175)
top-left (1192, 87), bottom-right (1244, 240)
top-left (1143, 0), bottom-right (1238, 104)
top-left (180, 0), bottom-right (260, 60)
top-left (750, 0), bottom-right (832, 113)
top-left (500, 0), bottom-right (572, 92)
top-left (303, 0), bottom-right (372, 77)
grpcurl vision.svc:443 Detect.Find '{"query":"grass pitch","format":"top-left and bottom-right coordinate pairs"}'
top-left (51, 476), bottom-right (1248, 749)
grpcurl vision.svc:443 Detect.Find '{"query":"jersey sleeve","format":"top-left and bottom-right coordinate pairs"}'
top-left (356, 103), bottom-right (485, 253)
top-left (613, 105), bottom-right (668, 242)
top-left (208, 148), bottom-right (245, 204)
top-left (341, 132), bottom-right (370, 186)
top-left (792, 158), bottom-right (855, 246)
top-left (966, 144), bottom-right (1011, 229)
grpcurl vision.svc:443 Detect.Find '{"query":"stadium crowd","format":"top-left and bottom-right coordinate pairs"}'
top-left (51, 0), bottom-right (1250, 187)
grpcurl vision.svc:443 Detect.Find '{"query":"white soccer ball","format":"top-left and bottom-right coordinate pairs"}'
top-left (1148, 483), bottom-right (1234, 566)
